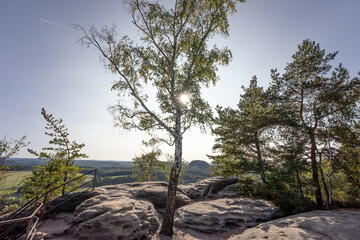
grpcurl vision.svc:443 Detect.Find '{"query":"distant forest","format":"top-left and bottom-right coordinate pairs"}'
top-left (6, 158), bottom-right (212, 186)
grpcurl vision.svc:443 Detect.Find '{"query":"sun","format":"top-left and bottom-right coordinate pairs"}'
top-left (179, 94), bottom-right (191, 105)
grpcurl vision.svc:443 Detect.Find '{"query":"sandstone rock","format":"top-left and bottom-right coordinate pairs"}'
top-left (174, 198), bottom-right (279, 232)
top-left (229, 210), bottom-right (360, 240)
top-left (218, 184), bottom-right (239, 198)
top-left (98, 181), bottom-right (192, 209)
top-left (35, 213), bottom-right (73, 238)
top-left (18, 231), bottom-right (47, 240)
top-left (71, 197), bottom-right (159, 240)
top-left (180, 177), bottom-right (238, 200)
top-left (46, 188), bottom-right (105, 213)
top-left (69, 182), bottom-right (192, 239)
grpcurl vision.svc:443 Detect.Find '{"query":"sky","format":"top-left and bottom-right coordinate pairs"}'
top-left (1, 0), bottom-right (359, 162)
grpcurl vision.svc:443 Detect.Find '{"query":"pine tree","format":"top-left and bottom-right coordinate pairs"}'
top-left (23, 108), bottom-right (87, 199)
top-left (270, 40), bottom-right (360, 208)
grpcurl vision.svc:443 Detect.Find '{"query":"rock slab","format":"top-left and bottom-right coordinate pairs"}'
top-left (218, 184), bottom-right (239, 198)
top-left (180, 177), bottom-right (238, 200)
top-left (174, 198), bottom-right (279, 232)
top-left (71, 197), bottom-right (159, 240)
top-left (98, 181), bottom-right (192, 209)
top-left (229, 210), bottom-right (360, 240)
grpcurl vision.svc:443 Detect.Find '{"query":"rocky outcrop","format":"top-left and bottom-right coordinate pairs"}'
top-left (71, 197), bottom-right (159, 240)
top-left (180, 177), bottom-right (238, 200)
top-left (229, 210), bottom-right (360, 240)
top-left (13, 178), bottom-right (360, 240)
top-left (174, 198), bottom-right (279, 232)
top-left (66, 181), bottom-right (193, 239)
top-left (35, 213), bottom-right (73, 239)
top-left (97, 181), bottom-right (192, 209)
top-left (46, 188), bottom-right (105, 213)
top-left (218, 184), bottom-right (239, 198)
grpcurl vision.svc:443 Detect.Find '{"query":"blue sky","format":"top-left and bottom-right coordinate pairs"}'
top-left (1, 0), bottom-right (359, 162)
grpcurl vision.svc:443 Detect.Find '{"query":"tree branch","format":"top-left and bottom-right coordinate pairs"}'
top-left (76, 25), bottom-right (176, 136)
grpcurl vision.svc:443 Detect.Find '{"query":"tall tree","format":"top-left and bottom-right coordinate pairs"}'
top-left (210, 77), bottom-right (287, 182)
top-left (77, 0), bottom-right (244, 234)
top-left (270, 40), bottom-right (360, 208)
top-left (27, 108), bottom-right (87, 196)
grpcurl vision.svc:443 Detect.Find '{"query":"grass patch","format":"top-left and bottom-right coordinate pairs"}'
top-left (108, 175), bottom-right (131, 179)
top-left (0, 171), bottom-right (31, 192)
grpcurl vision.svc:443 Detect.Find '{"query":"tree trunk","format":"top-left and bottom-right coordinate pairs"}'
top-left (319, 165), bottom-right (329, 207)
top-left (327, 171), bottom-right (333, 209)
top-left (296, 170), bottom-right (304, 197)
top-left (62, 171), bottom-right (68, 196)
top-left (160, 110), bottom-right (182, 235)
top-left (309, 133), bottom-right (323, 209)
top-left (319, 153), bottom-right (330, 208)
top-left (254, 131), bottom-right (266, 183)
top-left (327, 134), bottom-right (333, 209)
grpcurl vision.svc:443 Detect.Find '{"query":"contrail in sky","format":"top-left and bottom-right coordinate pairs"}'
top-left (40, 19), bottom-right (69, 29)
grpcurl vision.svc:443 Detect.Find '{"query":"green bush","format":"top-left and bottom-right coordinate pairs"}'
top-left (236, 174), bottom-right (313, 214)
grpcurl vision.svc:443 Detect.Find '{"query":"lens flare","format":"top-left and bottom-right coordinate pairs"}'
top-left (179, 94), bottom-right (191, 105)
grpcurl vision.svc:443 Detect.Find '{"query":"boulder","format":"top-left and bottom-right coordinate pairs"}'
top-left (228, 210), bottom-right (360, 240)
top-left (71, 197), bottom-right (159, 240)
top-left (98, 181), bottom-right (192, 209)
top-left (218, 184), bottom-right (239, 198)
top-left (68, 181), bottom-right (193, 239)
top-left (180, 177), bottom-right (238, 200)
top-left (174, 198), bottom-right (279, 232)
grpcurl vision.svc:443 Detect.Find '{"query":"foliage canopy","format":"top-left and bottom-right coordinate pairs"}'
top-left (211, 40), bottom-right (360, 212)
top-left (77, 0), bottom-right (245, 234)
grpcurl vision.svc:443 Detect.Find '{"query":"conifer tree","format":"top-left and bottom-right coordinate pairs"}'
top-left (270, 40), bottom-right (360, 208)
top-left (210, 77), bottom-right (285, 182)
top-left (23, 108), bottom-right (87, 198)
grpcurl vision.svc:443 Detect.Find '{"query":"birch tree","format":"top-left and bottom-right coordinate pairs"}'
top-left (76, 0), bottom-right (244, 234)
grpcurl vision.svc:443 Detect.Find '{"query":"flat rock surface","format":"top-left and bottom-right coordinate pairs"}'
top-left (174, 198), bottom-right (279, 232)
top-left (180, 177), bottom-right (238, 200)
top-left (151, 212), bottom-right (247, 240)
top-left (71, 196), bottom-right (159, 240)
top-left (20, 213), bottom-right (74, 240)
top-left (38, 213), bottom-right (73, 236)
top-left (229, 210), bottom-right (360, 240)
top-left (218, 184), bottom-right (239, 198)
top-left (98, 181), bottom-right (193, 209)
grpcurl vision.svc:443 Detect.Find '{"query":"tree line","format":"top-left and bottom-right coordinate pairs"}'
top-left (209, 40), bottom-right (360, 213)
